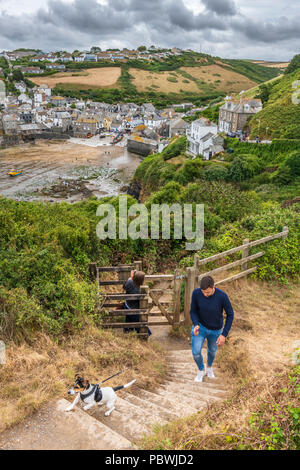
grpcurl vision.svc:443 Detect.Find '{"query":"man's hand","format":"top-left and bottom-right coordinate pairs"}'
top-left (193, 325), bottom-right (200, 336)
top-left (216, 335), bottom-right (226, 347)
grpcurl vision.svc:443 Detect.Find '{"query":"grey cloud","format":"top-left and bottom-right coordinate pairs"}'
top-left (231, 15), bottom-right (300, 42)
top-left (202, 0), bottom-right (237, 16)
top-left (0, 0), bottom-right (298, 60)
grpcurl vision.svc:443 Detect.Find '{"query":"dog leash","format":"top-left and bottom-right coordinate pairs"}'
top-left (97, 371), bottom-right (122, 386)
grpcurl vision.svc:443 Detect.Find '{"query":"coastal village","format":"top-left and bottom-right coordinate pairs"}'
top-left (0, 48), bottom-right (263, 158)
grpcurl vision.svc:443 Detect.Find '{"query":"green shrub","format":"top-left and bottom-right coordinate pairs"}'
top-left (283, 151), bottom-right (300, 176)
top-left (162, 136), bottom-right (187, 161)
top-left (271, 166), bottom-right (292, 185)
top-left (203, 164), bottom-right (229, 181)
top-left (228, 154), bottom-right (261, 181)
top-left (174, 159), bottom-right (204, 185)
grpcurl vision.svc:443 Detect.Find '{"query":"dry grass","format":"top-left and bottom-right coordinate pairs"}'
top-left (130, 69), bottom-right (199, 94)
top-left (139, 279), bottom-right (300, 449)
top-left (182, 65), bottom-right (257, 92)
top-left (0, 327), bottom-right (167, 433)
top-left (31, 67), bottom-right (122, 89)
top-left (250, 61), bottom-right (289, 69)
top-left (130, 64), bottom-right (256, 95)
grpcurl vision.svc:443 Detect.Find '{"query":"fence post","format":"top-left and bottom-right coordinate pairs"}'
top-left (134, 260), bottom-right (143, 271)
top-left (139, 286), bottom-right (149, 339)
top-left (118, 267), bottom-right (131, 283)
top-left (184, 267), bottom-right (195, 326)
top-left (194, 254), bottom-right (200, 288)
top-left (241, 238), bottom-right (250, 272)
top-left (173, 269), bottom-right (181, 325)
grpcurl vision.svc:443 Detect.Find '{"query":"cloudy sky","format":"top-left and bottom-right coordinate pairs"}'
top-left (0, 0), bottom-right (299, 60)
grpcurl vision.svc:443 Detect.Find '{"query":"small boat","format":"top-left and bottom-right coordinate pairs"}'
top-left (8, 169), bottom-right (23, 177)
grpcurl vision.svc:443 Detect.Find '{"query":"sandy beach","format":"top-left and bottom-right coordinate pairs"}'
top-left (0, 137), bottom-right (141, 202)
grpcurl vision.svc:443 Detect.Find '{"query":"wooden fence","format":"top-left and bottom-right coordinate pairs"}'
top-left (89, 261), bottom-right (183, 339)
top-left (89, 225), bottom-right (289, 334)
top-left (183, 226), bottom-right (289, 325)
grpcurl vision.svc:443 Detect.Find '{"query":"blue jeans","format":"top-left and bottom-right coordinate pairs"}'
top-left (191, 323), bottom-right (222, 371)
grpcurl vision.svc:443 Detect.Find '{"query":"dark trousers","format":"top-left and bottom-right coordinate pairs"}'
top-left (123, 303), bottom-right (152, 336)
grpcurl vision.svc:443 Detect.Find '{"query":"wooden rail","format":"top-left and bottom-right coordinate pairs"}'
top-left (184, 226), bottom-right (289, 325)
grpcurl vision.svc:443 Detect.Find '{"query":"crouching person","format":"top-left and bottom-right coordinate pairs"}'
top-left (190, 276), bottom-right (234, 382)
top-left (123, 270), bottom-right (152, 336)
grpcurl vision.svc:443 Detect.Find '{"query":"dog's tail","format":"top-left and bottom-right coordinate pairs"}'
top-left (113, 379), bottom-right (136, 392)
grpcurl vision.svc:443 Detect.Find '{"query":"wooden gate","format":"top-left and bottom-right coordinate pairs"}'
top-left (89, 261), bottom-right (183, 338)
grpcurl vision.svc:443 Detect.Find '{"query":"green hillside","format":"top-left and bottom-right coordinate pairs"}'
top-left (250, 68), bottom-right (300, 139)
top-left (53, 52), bottom-right (281, 108)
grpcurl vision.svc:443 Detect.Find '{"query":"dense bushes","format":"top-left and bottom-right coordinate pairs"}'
top-left (161, 136), bottom-right (187, 161)
top-left (0, 197), bottom-right (150, 339)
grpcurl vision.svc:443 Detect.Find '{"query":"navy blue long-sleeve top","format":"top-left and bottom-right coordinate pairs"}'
top-left (190, 287), bottom-right (234, 337)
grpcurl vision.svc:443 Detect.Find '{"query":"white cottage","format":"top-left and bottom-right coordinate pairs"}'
top-left (186, 118), bottom-right (224, 160)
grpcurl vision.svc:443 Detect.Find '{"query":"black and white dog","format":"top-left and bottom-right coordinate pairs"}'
top-left (66, 375), bottom-right (136, 416)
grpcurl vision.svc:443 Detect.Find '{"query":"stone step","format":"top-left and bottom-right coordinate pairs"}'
top-left (122, 392), bottom-right (179, 422)
top-left (169, 361), bottom-right (220, 371)
top-left (160, 385), bottom-right (223, 407)
top-left (132, 388), bottom-right (197, 417)
top-left (166, 373), bottom-right (225, 388)
top-left (3, 399), bottom-right (133, 450)
top-left (90, 396), bottom-right (167, 442)
top-left (153, 387), bottom-right (208, 412)
top-left (160, 381), bottom-right (227, 400)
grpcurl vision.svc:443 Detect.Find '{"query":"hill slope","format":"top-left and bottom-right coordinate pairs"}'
top-left (52, 52), bottom-right (281, 107)
top-left (249, 68), bottom-right (300, 139)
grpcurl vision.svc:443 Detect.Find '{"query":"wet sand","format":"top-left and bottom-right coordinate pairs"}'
top-left (0, 138), bottom-right (141, 202)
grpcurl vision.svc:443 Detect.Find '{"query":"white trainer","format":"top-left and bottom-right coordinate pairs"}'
top-left (194, 370), bottom-right (205, 382)
top-left (206, 367), bottom-right (215, 378)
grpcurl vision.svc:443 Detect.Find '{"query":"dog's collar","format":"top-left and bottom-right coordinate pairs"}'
top-left (80, 385), bottom-right (97, 402)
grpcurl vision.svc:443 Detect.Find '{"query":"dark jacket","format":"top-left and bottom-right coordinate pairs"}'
top-left (123, 278), bottom-right (140, 309)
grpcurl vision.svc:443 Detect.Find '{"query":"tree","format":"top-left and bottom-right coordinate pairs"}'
top-left (12, 69), bottom-right (24, 82)
top-left (285, 54), bottom-right (300, 74)
top-left (138, 46), bottom-right (147, 52)
top-left (255, 83), bottom-right (274, 105)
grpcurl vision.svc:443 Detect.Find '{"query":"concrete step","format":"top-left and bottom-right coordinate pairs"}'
top-left (159, 385), bottom-right (223, 408)
top-left (166, 377), bottom-right (227, 395)
top-left (160, 381), bottom-right (227, 400)
top-left (166, 373), bottom-right (226, 388)
top-left (0, 399), bottom-right (133, 450)
top-left (131, 388), bottom-right (195, 417)
top-left (91, 396), bottom-right (167, 442)
top-left (122, 392), bottom-right (179, 422)
top-left (169, 361), bottom-right (220, 371)
top-left (153, 387), bottom-right (208, 412)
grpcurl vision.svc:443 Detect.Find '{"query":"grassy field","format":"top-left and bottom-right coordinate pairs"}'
top-left (129, 69), bottom-right (199, 93)
top-left (182, 64), bottom-right (257, 92)
top-left (31, 67), bottom-right (122, 89)
top-left (250, 60), bottom-right (289, 69)
top-left (130, 64), bottom-right (256, 95)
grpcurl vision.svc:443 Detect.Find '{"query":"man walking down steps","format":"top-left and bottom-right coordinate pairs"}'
top-left (190, 275), bottom-right (234, 382)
